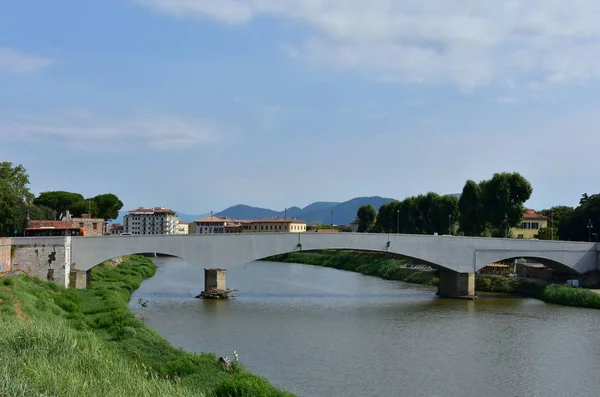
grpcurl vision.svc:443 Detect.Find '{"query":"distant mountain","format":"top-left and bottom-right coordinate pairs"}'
top-left (216, 196), bottom-right (395, 225)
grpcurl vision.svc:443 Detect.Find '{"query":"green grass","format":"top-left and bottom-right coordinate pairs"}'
top-left (0, 255), bottom-right (295, 397)
top-left (541, 284), bottom-right (600, 309)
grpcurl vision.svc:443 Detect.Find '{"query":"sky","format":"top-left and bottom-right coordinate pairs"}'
top-left (2, 0), bottom-right (600, 214)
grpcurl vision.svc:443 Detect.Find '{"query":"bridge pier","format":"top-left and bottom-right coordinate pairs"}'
top-left (197, 268), bottom-right (234, 299)
top-left (437, 270), bottom-right (476, 299)
top-left (69, 269), bottom-right (91, 289)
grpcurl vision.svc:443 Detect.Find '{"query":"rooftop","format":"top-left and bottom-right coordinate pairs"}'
top-left (523, 209), bottom-right (549, 220)
top-left (253, 217), bottom-right (307, 224)
top-left (128, 207), bottom-right (176, 214)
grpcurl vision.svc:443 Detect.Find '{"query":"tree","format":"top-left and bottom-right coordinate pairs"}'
top-left (34, 191), bottom-right (84, 220)
top-left (69, 200), bottom-right (98, 218)
top-left (558, 193), bottom-right (600, 241)
top-left (0, 162), bottom-right (34, 236)
top-left (480, 172), bottom-right (532, 235)
top-left (357, 204), bottom-right (376, 232)
top-left (535, 227), bottom-right (558, 240)
top-left (92, 194), bottom-right (123, 221)
top-left (458, 180), bottom-right (484, 236)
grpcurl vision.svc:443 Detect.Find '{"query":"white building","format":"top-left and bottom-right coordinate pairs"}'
top-left (123, 207), bottom-right (179, 235)
top-left (177, 221), bottom-right (191, 235)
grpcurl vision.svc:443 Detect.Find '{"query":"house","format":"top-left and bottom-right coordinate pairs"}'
top-left (108, 224), bottom-right (124, 235)
top-left (193, 216), bottom-right (240, 234)
top-left (123, 207), bottom-right (179, 235)
top-left (511, 209), bottom-right (549, 239)
top-left (28, 214), bottom-right (107, 236)
top-left (177, 221), bottom-right (192, 235)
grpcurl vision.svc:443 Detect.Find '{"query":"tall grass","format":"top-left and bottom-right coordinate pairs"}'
top-left (542, 284), bottom-right (600, 309)
top-left (0, 255), bottom-right (296, 397)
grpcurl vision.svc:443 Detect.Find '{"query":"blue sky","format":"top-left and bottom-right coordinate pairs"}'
top-left (2, 0), bottom-right (600, 214)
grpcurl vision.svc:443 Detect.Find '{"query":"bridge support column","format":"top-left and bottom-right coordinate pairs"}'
top-left (197, 268), bottom-right (233, 299)
top-left (69, 269), bottom-right (90, 289)
top-left (437, 270), bottom-right (476, 299)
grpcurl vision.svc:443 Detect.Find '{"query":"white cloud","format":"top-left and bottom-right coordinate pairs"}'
top-left (132, 0), bottom-right (600, 87)
top-left (0, 46), bottom-right (53, 73)
top-left (0, 109), bottom-right (222, 150)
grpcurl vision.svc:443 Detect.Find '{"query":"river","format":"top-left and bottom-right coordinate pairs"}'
top-left (129, 258), bottom-right (600, 397)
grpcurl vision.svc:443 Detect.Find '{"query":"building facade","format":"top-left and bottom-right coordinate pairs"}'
top-left (193, 216), bottom-right (242, 234)
top-left (28, 214), bottom-right (107, 236)
top-left (123, 207), bottom-right (179, 235)
top-left (511, 209), bottom-right (549, 239)
top-left (243, 218), bottom-right (307, 233)
top-left (108, 224), bottom-right (124, 235)
top-left (177, 221), bottom-right (192, 235)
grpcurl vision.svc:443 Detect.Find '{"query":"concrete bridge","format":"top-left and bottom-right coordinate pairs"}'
top-left (7, 233), bottom-right (600, 298)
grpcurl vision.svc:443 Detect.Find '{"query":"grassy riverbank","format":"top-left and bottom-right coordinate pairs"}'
top-left (264, 250), bottom-right (600, 309)
top-left (0, 255), bottom-right (295, 397)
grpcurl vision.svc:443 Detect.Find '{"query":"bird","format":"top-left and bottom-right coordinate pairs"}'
top-left (233, 350), bottom-right (239, 362)
top-left (137, 297), bottom-right (149, 307)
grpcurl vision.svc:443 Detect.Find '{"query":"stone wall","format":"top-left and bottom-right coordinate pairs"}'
top-left (0, 237), bottom-right (11, 272)
top-left (10, 237), bottom-right (71, 287)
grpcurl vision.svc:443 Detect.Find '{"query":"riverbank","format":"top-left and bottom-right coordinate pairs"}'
top-left (264, 250), bottom-right (600, 309)
top-left (0, 255), bottom-right (295, 397)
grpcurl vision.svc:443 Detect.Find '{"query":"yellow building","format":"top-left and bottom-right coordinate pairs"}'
top-left (511, 209), bottom-right (549, 239)
top-left (243, 218), bottom-right (307, 233)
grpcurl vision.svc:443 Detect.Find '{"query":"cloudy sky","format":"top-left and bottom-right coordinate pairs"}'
top-left (2, 1), bottom-right (599, 214)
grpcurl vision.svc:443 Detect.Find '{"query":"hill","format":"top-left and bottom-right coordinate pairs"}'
top-left (216, 197), bottom-right (395, 225)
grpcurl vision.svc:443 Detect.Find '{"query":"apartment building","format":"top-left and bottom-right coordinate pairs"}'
top-left (123, 207), bottom-right (179, 235)
top-left (244, 218), bottom-right (307, 233)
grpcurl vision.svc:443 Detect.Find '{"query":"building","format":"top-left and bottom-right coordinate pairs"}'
top-left (511, 209), bottom-right (549, 239)
top-left (193, 216), bottom-right (240, 234)
top-left (108, 224), bottom-right (124, 235)
top-left (28, 214), bottom-right (107, 236)
top-left (123, 207), bottom-right (179, 235)
top-left (177, 221), bottom-right (192, 235)
top-left (244, 218), bottom-right (307, 233)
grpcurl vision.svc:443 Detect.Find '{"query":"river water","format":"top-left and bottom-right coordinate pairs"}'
top-left (129, 258), bottom-right (600, 397)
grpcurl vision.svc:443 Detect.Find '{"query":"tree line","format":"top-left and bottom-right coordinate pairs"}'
top-left (356, 171), bottom-right (600, 242)
top-left (0, 162), bottom-right (123, 236)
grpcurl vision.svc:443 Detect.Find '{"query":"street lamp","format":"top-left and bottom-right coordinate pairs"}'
top-left (397, 209), bottom-right (400, 234)
top-left (331, 209), bottom-right (334, 228)
top-left (587, 219), bottom-right (593, 242)
top-left (551, 210), bottom-right (554, 240)
top-left (449, 214), bottom-right (452, 236)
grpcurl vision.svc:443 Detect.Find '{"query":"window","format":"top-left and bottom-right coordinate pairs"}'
top-left (531, 222), bottom-right (539, 229)
top-left (93, 223), bottom-right (98, 230)
top-left (79, 222), bottom-right (84, 228)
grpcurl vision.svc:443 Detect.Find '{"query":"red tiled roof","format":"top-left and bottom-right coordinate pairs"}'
top-left (194, 216), bottom-right (233, 223)
top-left (523, 209), bottom-right (549, 220)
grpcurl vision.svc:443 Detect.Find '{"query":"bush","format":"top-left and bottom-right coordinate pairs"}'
top-left (214, 372), bottom-right (295, 397)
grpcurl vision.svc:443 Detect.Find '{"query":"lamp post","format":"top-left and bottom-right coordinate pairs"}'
top-left (593, 233), bottom-right (598, 243)
top-left (397, 209), bottom-right (400, 234)
top-left (551, 210), bottom-right (554, 240)
top-left (587, 219), bottom-right (593, 242)
top-left (331, 209), bottom-right (334, 228)
top-left (449, 214), bottom-right (452, 236)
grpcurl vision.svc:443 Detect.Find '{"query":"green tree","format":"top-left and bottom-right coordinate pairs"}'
top-left (92, 193), bottom-right (124, 221)
top-left (480, 172), bottom-right (533, 235)
top-left (559, 194), bottom-right (600, 241)
top-left (69, 200), bottom-right (98, 218)
top-left (34, 191), bottom-right (84, 220)
top-left (0, 162), bottom-right (35, 236)
top-left (535, 227), bottom-right (558, 240)
top-left (458, 180), bottom-right (485, 236)
top-left (357, 204), bottom-right (376, 232)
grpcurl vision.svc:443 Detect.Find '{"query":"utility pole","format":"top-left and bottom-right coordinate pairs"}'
top-left (449, 214), bottom-right (452, 236)
top-left (331, 210), bottom-right (334, 228)
top-left (397, 209), bottom-right (400, 234)
top-left (587, 219), bottom-right (593, 242)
